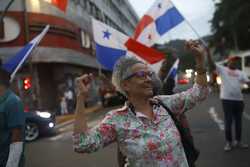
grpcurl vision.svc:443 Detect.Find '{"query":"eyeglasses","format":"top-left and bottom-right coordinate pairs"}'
top-left (125, 71), bottom-right (154, 80)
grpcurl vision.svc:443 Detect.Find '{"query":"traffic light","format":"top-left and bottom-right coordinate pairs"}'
top-left (23, 77), bottom-right (32, 90)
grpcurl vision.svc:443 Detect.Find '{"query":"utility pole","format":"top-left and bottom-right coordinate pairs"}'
top-left (22, 0), bottom-right (29, 43)
top-left (22, 0), bottom-right (39, 109)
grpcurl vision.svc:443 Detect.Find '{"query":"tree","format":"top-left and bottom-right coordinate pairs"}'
top-left (154, 40), bottom-right (196, 72)
top-left (211, 0), bottom-right (250, 51)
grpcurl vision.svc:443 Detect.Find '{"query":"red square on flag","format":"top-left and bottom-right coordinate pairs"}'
top-left (51, 0), bottom-right (68, 12)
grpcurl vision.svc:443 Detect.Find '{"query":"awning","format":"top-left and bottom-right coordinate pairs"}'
top-left (0, 47), bottom-right (101, 69)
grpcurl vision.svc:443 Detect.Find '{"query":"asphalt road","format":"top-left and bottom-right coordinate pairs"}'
top-left (25, 92), bottom-right (250, 167)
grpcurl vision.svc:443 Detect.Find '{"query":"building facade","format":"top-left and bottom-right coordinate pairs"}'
top-left (0, 0), bottom-right (138, 111)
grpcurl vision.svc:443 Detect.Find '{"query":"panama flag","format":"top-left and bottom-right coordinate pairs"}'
top-left (134, 0), bottom-right (184, 47)
top-left (164, 58), bottom-right (179, 83)
top-left (93, 19), bottom-right (165, 70)
top-left (2, 25), bottom-right (50, 81)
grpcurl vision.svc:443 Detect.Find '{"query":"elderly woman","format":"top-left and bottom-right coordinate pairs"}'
top-left (73, 41), bottom-right (209, 167)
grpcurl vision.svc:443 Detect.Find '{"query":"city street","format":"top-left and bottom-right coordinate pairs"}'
top-left (1, 0), bottom-right (250, 167)
top-left (25, 92), bottom-right (250, 167)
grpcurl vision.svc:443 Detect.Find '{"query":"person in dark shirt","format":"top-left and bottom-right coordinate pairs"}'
top-left (158, 59), bottom-right (176, 95)
top-left (0, 59), bottom-right (25, 167)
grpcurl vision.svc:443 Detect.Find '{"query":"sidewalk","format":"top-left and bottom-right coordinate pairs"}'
top-left (55, 104), bottom-right (121, 129)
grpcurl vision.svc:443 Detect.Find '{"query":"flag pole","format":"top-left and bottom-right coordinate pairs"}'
top-left (10, 25), bottom-right (50, 82)
top-left (183, 16), bottom-right (208, 47)
top-left (169, 0), bottom-right (208, 47)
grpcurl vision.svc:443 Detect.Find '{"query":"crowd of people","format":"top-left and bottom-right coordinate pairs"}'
top-left (58, 75), bottom-right (120, 116)
top-left (1, 40), bottom-right (249, 167)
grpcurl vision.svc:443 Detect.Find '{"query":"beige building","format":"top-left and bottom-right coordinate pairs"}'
top-left (0, 0), bottom-right (138, 111)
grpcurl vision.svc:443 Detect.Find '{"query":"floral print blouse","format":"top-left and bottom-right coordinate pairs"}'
top-left (73, 84), bottom-right (209, 167)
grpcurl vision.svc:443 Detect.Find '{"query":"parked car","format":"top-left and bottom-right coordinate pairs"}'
top-left (25, 110), bottom-right (56, 142)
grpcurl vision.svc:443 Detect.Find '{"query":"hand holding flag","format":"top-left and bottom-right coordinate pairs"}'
top-left (185, 40), bottom-right (206, 64)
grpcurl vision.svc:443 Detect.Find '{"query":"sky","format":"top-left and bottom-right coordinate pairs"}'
top-left (128, 0), bottom-right (216, 42)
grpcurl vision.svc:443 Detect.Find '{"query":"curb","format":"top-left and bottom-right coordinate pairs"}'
top-left (55, 119), bottom-right (74, 130)
top-left (55, 105), bottom-right (122, 130)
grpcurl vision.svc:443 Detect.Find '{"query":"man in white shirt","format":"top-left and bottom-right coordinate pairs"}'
top-left (207, 52), bottom-right (250, 151)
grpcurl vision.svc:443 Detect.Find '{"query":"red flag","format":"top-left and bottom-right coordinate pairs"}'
top-left (125, 38), bottom-right (165, 64)
top-left (51, 0), bottom-right (68, 12)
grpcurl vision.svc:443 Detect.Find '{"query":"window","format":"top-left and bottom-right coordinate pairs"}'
top-left (0, 17), bottom-right (20, 43)
top-left (80, 0), bottom-right (87, 9)
top-left (106, 17), bottom-right (111, 26)
top-left (93, 4), bottom-right (99, 18)
top-left (0, 20), bottom-right (4, 39)
top-left (104, 15), bottom-right (108, 24)
top-left (77, 4), bottom-right (83, 16)
top-left (85, 35), bottom-right (91, 48)
top-left (245, 56), bottom-right (250, 67)
top-left (96, 9), bottom-right (102, 20)
top-left (86, 1), bottom-right (91, 13)
top-left (89, 2), bottom-right (95, 15)
top-left (68, 1), bottom-right (77, 15)
top-left (117, 0), bottom-right (123, 4)
top-left (81, 31), bottom-right (91, 49)
top-left (104, 0), bottom-right (111, 8)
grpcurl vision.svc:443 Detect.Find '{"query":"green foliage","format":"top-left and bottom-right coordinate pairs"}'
top-left (211, 0), bottom-right (250, 50)
top-left (154, 40), bottom-right (196, 72)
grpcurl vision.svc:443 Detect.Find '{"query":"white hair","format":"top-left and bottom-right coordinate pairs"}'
top-left (112, 56), bottom-right (162, 96)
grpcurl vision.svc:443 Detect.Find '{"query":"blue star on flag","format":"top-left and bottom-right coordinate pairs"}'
top-left (103, 30), bottom-right (111, 39)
